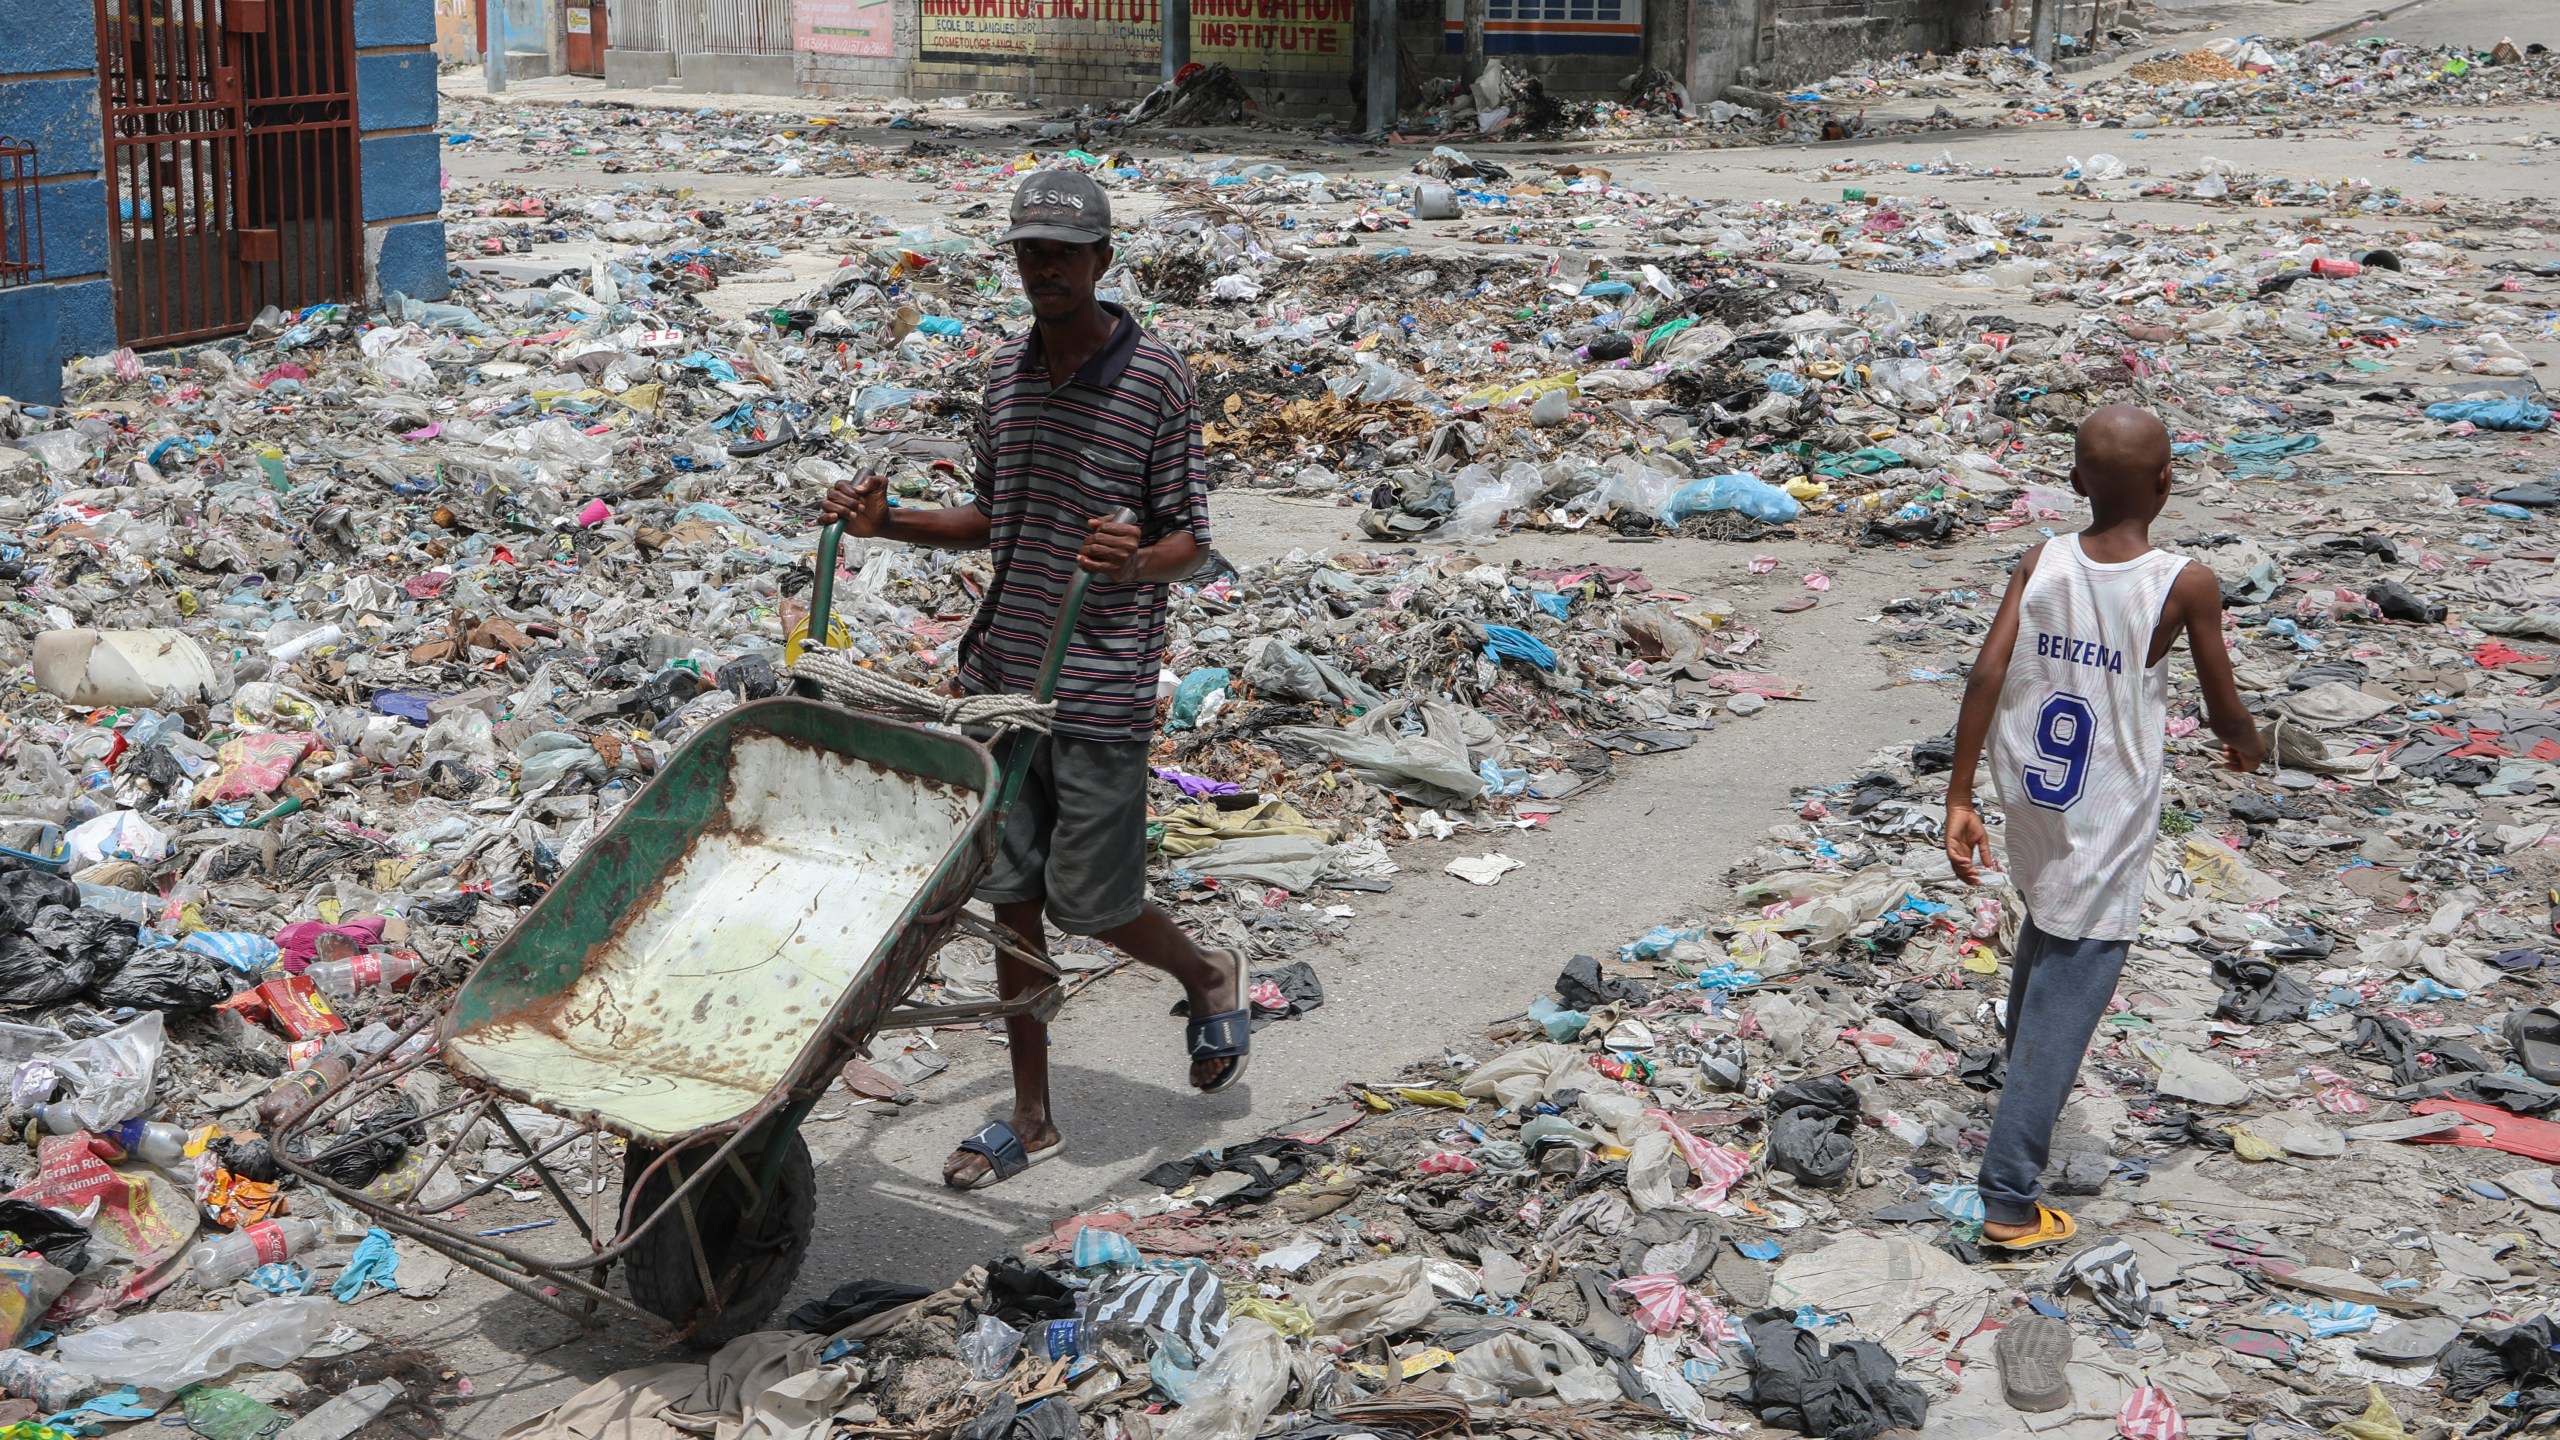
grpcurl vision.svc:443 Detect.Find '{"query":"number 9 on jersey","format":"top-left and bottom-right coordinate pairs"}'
top-left (2023, 691), bottom-right (2094, 811)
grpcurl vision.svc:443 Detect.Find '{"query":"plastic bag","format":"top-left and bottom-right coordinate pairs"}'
top-left (0, 930), bottom-right (96, 1006)
top-left (1166, 669), bottom-right (1231, 731)
top-left (1445, 462), bottom-right (1542, 541)
top-left (43, 1011), bottom-right (165, 1129)
top-left (202, 733), bottom-right (318, 803)
top-left (1587, 463), bottom-right (1680, 520)
top-left (64, 812), bottom-right (173, 867)
top-left (181, 1386), bottom-right (292, 1440)
top-left (2425, 397), bottom-right (2551, 431)
top-left (90, 945), bottom-right (228, 1015)
top-left (1867, 357), bottom-right (1967, 411)
top-left (516, 732), bottom-right (606, 789)
top-left (1301, 1257), bottom-right (1434, 1341)
top-left (1661, 472), bottom-right (1802, 526)
top-left (0, 1254), bottom-right (74, 1349)
top-left (1765, 1075), bottom-right (1862, 1188)
top-left (959, 1313), bottom-right (1025, 1380)
top-left (1243, 641), bottom-right (1327, 703)
top-left (420, 707), bottom-right (497, 760)
top-left (1160, 1319), bottom-right (1289, 1440)
top-left (51, 1294), bottom-right (332, 1391)
top-left (1268, 697), bottom-right (1485, 809)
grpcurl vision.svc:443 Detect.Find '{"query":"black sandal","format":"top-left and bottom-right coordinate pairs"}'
top-left (1176, 947), bottom-right (1251, 1093)
top-left (946, 1120), bottom-right (1060, 1191)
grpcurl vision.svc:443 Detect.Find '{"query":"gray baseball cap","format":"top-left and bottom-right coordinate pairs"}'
top-left (994, 169), bottom-right (1111, 247)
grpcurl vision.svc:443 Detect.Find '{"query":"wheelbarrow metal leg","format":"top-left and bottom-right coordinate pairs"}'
top-left (668, 1156), bottom-right (723, 1313)
top-left (880, 981), bottom-right (1065, 1031)
top-left (495, 1106), bottom-right (603, 1248)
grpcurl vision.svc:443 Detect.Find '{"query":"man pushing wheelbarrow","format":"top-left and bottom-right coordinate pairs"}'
top-left (820, 168), bottom-right (1251, 1192)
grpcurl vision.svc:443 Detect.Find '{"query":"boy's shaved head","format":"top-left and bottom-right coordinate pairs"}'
top-left (2071, 404), bottom-right (2174, 520)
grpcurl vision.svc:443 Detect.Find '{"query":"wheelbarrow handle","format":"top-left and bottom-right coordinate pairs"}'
top-left (807, 509), bottom-right (1132, 701)
top-left (809, 521), bottom-right (844, 647)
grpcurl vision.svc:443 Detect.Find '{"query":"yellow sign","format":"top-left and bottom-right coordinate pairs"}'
top-left (1193, 0), bottom-right (1352, 72)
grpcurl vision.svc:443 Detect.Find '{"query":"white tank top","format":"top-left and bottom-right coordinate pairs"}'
top-left (1988, 535), bottom-right (2191, 942)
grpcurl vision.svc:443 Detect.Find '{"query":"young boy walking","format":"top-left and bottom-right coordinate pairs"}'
top-left (1943, 405), bottom-right (2265, 1251)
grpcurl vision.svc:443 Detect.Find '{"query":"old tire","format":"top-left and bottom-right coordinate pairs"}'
top-left (622, 1132), bottom-right (816, 1348)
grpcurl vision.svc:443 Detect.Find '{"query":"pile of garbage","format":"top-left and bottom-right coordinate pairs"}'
top-left (565, 494), bottom-right (2560, 1439)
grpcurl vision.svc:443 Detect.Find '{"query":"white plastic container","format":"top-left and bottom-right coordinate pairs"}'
top-left (32, 629), bottom-right (216, 707)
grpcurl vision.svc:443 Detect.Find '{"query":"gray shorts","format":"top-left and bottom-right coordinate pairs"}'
top-left (974, 734), bottom-right (1151, 935)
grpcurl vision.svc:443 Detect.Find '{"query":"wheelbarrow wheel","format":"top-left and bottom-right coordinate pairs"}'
top-left (622, 1132), bottom-right (816, 1348)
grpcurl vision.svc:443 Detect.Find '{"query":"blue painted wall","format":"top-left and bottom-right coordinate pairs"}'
top-left (358, 51), bottom-right (439, 131)
top-left (16, 0), bottom-right (97, 74)
top-left (29, 178), bottom-right (106, 283)
top-left (356, 0), bottom-right (440, 47)
top-left (0, 285), bottom-right (62, 403)
top-left (0, 79), bottom-right (103, 179)
top-left (55, 279), bottom-right (114, 357)
top-left (360, 132), bottom-right (441, 223)
top-left (2, 0), bottom-right (450, 395)
top-left (372, 219), bottom-right (450, 301)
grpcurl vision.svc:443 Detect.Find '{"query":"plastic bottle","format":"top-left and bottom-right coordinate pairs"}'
top-left (187, 1217), bottom-right (323, 1288)
top-left (255, 1041), bottom-right (357, 1130)
top-left (32, 1107), bottom-right (186, 1165)
top-left (305, 954), bottom-right (422, 1001)
top-left (0, 1347), bottom-right (94, 1410)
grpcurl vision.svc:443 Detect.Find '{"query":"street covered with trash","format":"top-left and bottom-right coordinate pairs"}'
top-left (12, 5), bottom-right (2560, 1439)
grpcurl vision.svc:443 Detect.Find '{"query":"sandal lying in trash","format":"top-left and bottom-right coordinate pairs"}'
top-left (945, 1120), bottom-right (1061, 1191)
top-left (2502, 1005), bottom-right (2560, 1084)
top-left (1981, 1204), bottom-right (2078, 1252)
top-left (1995, 1314), bottom-right (2073, 1412)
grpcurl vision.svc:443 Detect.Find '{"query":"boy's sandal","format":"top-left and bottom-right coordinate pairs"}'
top-left (1982, 1203), bottom-right (2078, 1252)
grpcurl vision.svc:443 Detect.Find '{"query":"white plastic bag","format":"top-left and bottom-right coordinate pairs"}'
top-left (43, 1011), bottom-right (166, 1130)
top-left (65, 811), bottom-right (174, 867)
top-left (1160, 1319), bottom-right (1289, 1440)
top-left (1302, 1258), bottom-right (1435, 1341)
top-left (53, 1295), bottom-right (332, 1391)
top-left (1444, 462), bottom-right (1542, 541)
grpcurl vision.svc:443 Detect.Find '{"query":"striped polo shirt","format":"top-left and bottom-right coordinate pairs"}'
top-left (956, 302), bottom-right (1211, 742)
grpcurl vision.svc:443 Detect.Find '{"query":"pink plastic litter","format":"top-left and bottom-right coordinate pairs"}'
top-left (1610, 1273), bottom-right (1693, 1333)
top-left (2117, 1384), bottom-right (2184, 1440)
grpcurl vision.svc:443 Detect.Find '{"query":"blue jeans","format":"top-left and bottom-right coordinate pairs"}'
top-left (1978, 917), bottom-right (2130, 1226)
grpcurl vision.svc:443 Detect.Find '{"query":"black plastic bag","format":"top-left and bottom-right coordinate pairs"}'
top-left (2441, 1315), bottom-right (2560, 1402)
top-left (211, 1135), bottom-right (280, 1184)
top-left (1555, 954), bottom-right (1647, 1010)
top-left (1247, 961), bottom-right (1324, 1028)
top-left (785, 1277), bottom-right (933, 1334)
top-left (295, 1100), bottom-right (419, 1188)
top-left (0, 1198), bottom-right (92, 1273)
top-left (90, 946), bottom-right (229, 1014)
top-left (1742, 1308), bottom-right (1927, 1440)
top-left (0, 931), bottom-right (94, 1007)
top-left (1764, 1076), bottom-right (1861, 1189)
top-left (717, 652), bottom-right (781, 701)
top-left (0, 868), bottom-right (80, 930)
top-left (2212, 952), bottom-right (2315, 1026)
top-left (2344, 1013), bottom-right (2489, 1086)
top-left (2367, 580), bottom-right (2447, 624)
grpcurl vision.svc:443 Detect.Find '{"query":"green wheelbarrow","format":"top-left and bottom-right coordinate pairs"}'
top-left (273, 519), bottom-right (1100, 1344)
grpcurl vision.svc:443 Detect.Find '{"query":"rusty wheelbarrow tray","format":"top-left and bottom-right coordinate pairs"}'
top-left (273, 523), bottom-right (1085, 1343)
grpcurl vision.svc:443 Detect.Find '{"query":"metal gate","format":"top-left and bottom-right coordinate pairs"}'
top-left (96, 0), bottom-right (363, 349)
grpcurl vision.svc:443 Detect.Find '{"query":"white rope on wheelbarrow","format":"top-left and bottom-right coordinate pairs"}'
top-left (787, 647), bottom-right (1057, 732)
